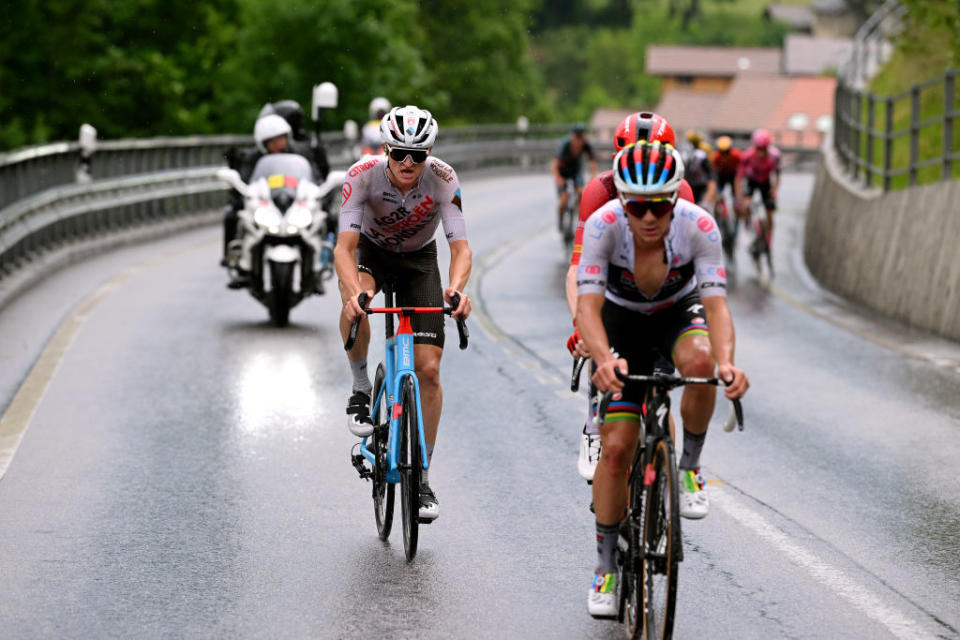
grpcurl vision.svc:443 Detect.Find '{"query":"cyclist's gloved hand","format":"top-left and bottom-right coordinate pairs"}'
top-left (444, 287), bottom-right (471, 320)
top-left (345, 289), bottom-right (373, 322)
top-left (718, 362), bottom-right (749, 399)
top-left (592, 358), bottom-right (627, 394)
top-left (566, 329), bottom-right (590, 358)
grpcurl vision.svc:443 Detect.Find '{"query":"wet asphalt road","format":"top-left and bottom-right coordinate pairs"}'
top-left (0, 172), bottom-right (958, 639)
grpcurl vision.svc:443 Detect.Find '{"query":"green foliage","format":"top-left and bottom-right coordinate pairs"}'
top-left (0, 0), bottom-right (548, 150)
top-left (532, 0), bottom-right (787, 119)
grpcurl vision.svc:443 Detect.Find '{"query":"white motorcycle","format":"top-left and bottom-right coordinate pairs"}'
top-left (218, 153), bottom-right (344, 326)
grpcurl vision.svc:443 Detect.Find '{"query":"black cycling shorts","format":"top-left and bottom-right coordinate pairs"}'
top-left (744, 178), bottom-right (776, 211)
top-left (596, 292), bottom-right (710, 422)
top-left (357, 234), bottom-right (444, 348)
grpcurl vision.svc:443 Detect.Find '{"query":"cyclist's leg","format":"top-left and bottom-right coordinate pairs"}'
top-left (557, 179), bottom-right (569, 219)
top-left (660, 296), bottom-right (716, 518)
top-left (761, 180), bottom-right (776, 242)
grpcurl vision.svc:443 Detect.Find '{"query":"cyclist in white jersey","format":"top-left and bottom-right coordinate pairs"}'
top-left (335, 105), bottom-right (472, 522)
top-left (577, 141), bottom-right (748, 618)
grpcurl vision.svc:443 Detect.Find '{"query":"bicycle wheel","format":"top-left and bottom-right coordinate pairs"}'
top-left (562, 202), bottom-right (576, 247)
top-left (642, 438), bottom-right (680, 640)
top-left (399, 376), bottom-right (421, 561)
top-left (623, 455), bottom-right (647, 638)
top-left (371, 363), bottom-right (394, 540)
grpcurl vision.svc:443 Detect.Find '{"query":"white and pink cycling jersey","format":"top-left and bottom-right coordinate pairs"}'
top-left (737, 145), bottom-right (781, 183)
top-left (339, 155), bottom-right (466, 252)
top-left (577, 199), bottom-right (727, 314)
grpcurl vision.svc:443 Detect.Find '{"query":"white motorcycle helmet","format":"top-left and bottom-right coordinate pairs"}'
top-left (368, 96), bottom-right (391, 121)
top-left (379, 105), bottom-right (438, 149)
top-left (253, 114), bottom-right (292, 153)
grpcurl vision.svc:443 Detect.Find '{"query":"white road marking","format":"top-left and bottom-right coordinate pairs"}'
top-left (712, 490), bottom-right (939, 640)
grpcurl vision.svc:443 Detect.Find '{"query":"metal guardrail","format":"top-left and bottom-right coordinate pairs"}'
top-left (833, 1), bottom-right (960, 190)
top-left (0, 124), bottom-right (574, 286)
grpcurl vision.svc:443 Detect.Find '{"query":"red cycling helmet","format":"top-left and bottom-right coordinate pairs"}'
top-left (752, 128), bottom-right (772, 148)
top-left (614, 112), bottom-right (676, 151)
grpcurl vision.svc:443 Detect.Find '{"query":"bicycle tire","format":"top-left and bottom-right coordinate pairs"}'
top-left (562, 203), bottom-right (576, 247)
top-left (642, 437), bottom-right (680, 640)
top-left (399, 375), bottom-right (421, 561)
top-left (623, 450), bottom-right (647, 639)
top-left (371, 363), bottom-right (394, 540)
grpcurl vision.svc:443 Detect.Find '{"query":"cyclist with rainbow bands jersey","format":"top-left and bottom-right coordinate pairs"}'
top-left (577, 141), bottom-right (748, 617)
top-left (565, 112), bottom-right (694, 482)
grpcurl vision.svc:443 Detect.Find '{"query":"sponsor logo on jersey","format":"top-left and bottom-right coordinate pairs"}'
top-left (601, 210), bottom-right (617, 224)
top-left (451, 188), bottom-right (462, 211)
top-left (697, 217), bottom-right (715, 233)
top-left (348, 158), bottom-right (378, 177)
top-left (341, 182), bottom-right (352, 205)
top-left (430, 162), bottom-right (454, 184)
top-left (585, 265), bottom-right (602, 275)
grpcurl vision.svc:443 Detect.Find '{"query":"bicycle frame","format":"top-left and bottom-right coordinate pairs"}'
top-left (360, 305), bottom-right (433, 484)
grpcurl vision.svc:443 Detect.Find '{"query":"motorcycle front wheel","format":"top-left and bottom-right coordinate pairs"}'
top-left (268, 260), bottom-right (294, 327)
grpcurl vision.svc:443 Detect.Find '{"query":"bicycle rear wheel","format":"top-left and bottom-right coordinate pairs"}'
top-left (642, 438), bottom-right (680, 640)
top-left (371, 363), bottom-right (394, 540)
top-left (399, 376), bottom-right (421, 561)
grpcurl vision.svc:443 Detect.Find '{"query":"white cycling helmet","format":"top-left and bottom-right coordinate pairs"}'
top-left (612, 141), bottom-right (686, 202)
top-left (253, 114), bottom-right (292, 153)
top-left (380, 105), bottom-right (438, 149)
top-left (369, 96), bottom-right (391, 121)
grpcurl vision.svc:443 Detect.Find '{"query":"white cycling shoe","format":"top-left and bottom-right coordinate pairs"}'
top-left (679, 468), bottom-right (709, 519)
top-left (587, 572), bottom-right (619, 618)
top-left (418, 484), bottom-right (439, 522)
top-left (577, 431), bottom-right (601, 482)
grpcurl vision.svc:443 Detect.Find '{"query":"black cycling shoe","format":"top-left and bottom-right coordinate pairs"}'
top-left (418, 484), bottom-right (439, 522)
top-left (346, 390), bottom-right (373, 437)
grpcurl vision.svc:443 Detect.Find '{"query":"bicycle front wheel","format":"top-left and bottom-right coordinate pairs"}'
top-left (371, 363), bottom-right (394, 540)
top-left (642, 438), bottom-right (680, 640)
top-left (623, 460), bottom-right (646, 638)
top-left (399, 376), bottom-right (421, 561)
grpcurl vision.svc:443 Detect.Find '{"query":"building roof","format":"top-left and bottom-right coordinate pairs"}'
top-left (765, 3), bottom-right (815, 30)
top-left (646, 45), bottom-right (782, 77)
top-left (783, 33), bottom-right (852, 75)
top-left (763, 75), bottom-right (836, 147)
top-left (653, 89), bottom-right (724, 133)
top-left (653, 72), bottom-right (835, 148)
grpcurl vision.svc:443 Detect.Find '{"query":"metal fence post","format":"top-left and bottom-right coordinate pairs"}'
top-left (909, 86), bottom-right (920, 186)
top-left (866, 94), bottom-right (876, 187)
top-left (884, 96), bottom-right (894, 191)
top-left (944, 72), bottom-right (955, 180)
top-left (852, 90), bottom-right (863, 180)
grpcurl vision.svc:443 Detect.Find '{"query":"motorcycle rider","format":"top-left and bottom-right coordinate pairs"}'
top-left (226, 114), bottom-right (295, 289)
top-left (360, 97), bottom-right (391, 156)
top-left (222, 100), bottom-right (332, 268)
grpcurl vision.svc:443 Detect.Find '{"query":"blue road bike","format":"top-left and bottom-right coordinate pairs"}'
top-left (346, 280), bottom-right (468, 561)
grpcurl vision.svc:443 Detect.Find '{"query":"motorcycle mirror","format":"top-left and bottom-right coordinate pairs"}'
top-left (312, 82), bottom-right (338, 120)
top-left (343, 119), bottom-right (359, 142)
top-left (216, 167), bottom-right (250, 197)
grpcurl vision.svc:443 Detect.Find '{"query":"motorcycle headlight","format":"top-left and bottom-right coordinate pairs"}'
top-left (253, 206), bottom-right (283, 230)
top-left (285, 204), bottom-right (313, 230)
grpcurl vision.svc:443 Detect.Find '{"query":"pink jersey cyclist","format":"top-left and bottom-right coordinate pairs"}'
top-left (737, 144), bottom-right (781, 184)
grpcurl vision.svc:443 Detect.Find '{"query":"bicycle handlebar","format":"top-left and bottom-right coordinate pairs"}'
top-left (570, 356), bottom-right (587, 392)
top-left (343, 291), bottom-right (470, 351)
top-left (594, 369), bottom-right (744, 432)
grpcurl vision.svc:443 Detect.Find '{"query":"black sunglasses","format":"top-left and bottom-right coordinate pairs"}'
top-left (387, 146), bottom-right (429, 164)
top-left (623, 199), bottom-right (674, 219)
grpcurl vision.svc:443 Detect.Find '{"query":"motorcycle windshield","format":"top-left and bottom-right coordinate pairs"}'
top-left (250, 154), bottom-right (314, 207)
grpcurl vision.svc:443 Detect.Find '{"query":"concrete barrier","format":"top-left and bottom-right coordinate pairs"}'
top-left (805, 136), bottom-right (960, 341)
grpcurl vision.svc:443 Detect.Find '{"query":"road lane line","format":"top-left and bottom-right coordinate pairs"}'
top-left (712, 490), bottom-right (940, 640)
top-left (0, 241), bottom-right (212, 481)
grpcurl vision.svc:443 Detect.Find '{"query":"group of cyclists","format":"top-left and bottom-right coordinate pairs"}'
top-left (223, 99), bottom-right (759, 621)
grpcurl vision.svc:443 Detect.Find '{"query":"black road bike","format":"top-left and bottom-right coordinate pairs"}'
top-left (581, 361), bottom-right (743, 639)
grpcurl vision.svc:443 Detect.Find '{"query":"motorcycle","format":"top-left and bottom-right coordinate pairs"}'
top-left (217, 153), bottom-right (345, 326)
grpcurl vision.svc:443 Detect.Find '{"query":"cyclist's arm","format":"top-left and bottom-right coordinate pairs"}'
top-left (702, 295), bottom-right (747, 397)
top-left (333, 230), bottom-right (369, 320)
top-left (446, 239), bottom-right (472, 318)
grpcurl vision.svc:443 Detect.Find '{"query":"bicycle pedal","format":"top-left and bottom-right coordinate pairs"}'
top-left (350, 453), bottom-right (373, 480)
